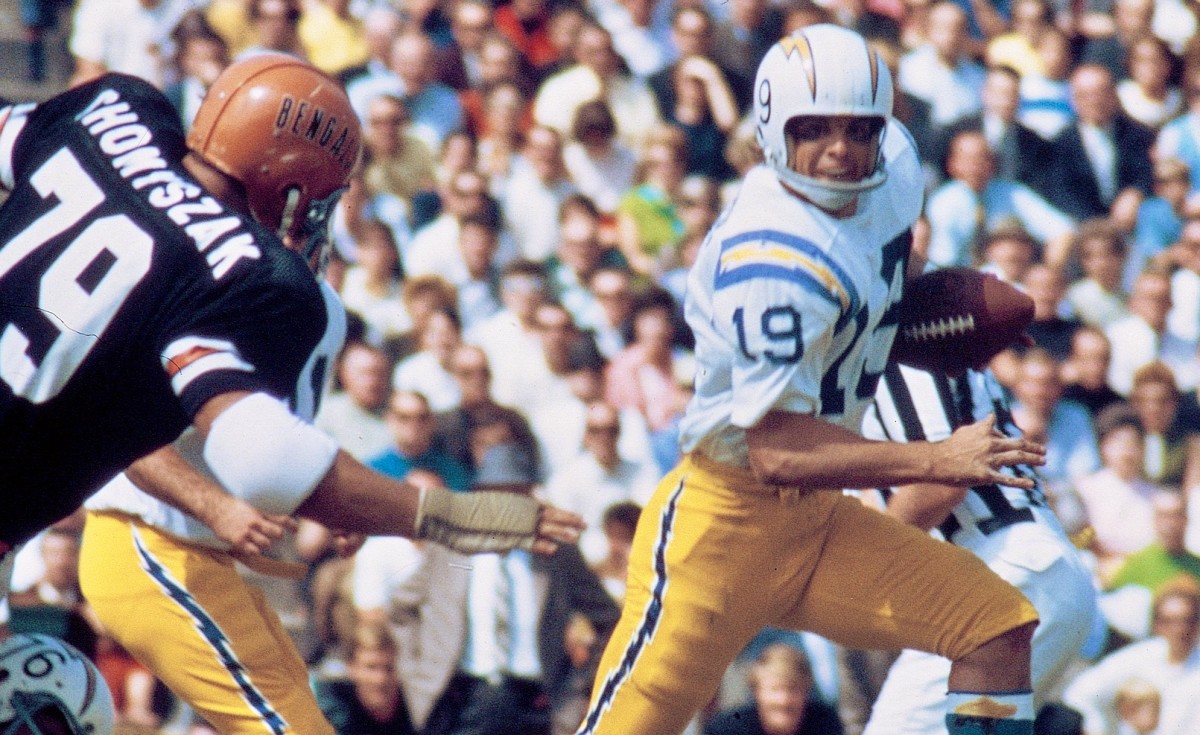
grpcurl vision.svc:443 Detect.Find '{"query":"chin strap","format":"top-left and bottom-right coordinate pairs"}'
top-left (774, 165), bottom-right (888, 212)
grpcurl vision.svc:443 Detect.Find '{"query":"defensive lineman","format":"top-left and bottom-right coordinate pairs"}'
top-left (577, 25), bottom-right (1046, 735)
top-left (0, 55), bottom-right (580, 594)
top-left (78, 272), bottom-right (348, 735)
top-left (862, 363), bottom-right (1098, 734)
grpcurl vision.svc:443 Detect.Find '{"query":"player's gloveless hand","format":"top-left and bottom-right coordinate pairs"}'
top-left (530, 505), bottom-right (586, 556)
top-left (331, 530), bottom-right (366, 557)
top-left (208, 495), bottom-right (297, 555)
top-left (934, 414), bottom-right (1046, 489)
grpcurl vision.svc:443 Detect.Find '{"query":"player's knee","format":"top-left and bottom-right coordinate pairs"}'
top-left (992, 620), bottom-right (1037, 651)
top-left (962, 619), bottom-right (1037, 665)
top-left (947, 619), bottom-right (1037, 693)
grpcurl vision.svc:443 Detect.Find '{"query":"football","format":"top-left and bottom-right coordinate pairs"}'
top-left (890, 267), bottom-right (1035, 374)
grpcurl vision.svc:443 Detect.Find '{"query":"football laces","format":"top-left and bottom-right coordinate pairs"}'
top-left (901, 313), bottom-right (976, 342)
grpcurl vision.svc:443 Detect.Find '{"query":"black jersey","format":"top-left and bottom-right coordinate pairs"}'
top-left (0, 74), bottom-right (328, 545)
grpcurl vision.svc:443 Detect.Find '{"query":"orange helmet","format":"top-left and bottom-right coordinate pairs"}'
top-left (188, 53), bottom-right (361, 249)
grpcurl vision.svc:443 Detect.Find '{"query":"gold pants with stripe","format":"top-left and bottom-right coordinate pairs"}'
top-left (577, 455), bottom-right (1038, 735)
top-left (80, 511), bottom-right (334, 735)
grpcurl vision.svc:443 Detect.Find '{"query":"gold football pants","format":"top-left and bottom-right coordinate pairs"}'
top-left (80, 511), bottom-right (334, 735)
top-left (578, 454), bottom-right (1038, 735)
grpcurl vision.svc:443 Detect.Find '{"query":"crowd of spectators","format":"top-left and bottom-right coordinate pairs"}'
top-left (8, 0), bottom-right (1200, 732)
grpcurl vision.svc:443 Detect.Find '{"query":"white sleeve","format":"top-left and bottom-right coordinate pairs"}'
top-left (203, 393), bottom-right (339, 515)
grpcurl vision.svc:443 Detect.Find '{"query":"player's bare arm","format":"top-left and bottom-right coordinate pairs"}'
top-left (931, 414), bottom-right (1047, 487)
top-left (746, 410), bottom-right (1045, 491)
top-left (194, 390), bottom-right (584, 555)
top-left (127, 446), bottom-right (295, 555)
top-left (885, 482), bottom-right (970, 531)
top-left (294, 445), bottom-right (583, 555)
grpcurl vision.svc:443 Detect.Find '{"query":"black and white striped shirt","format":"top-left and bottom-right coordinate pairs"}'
top-left (863, 364), bottom-right (1047, 545)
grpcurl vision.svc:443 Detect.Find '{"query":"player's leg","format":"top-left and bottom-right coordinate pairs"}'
top-left (576, 459), bottom-right (792, 735)
top-left (863, 518), bottom-right (1096, 735)
top-left (864, 629), bottom-right (1038, 735)
top-left (784, 496), bottom-right (1040, 735)
top-left (940, 513), bottom-right (1100, 734)
top-left (80, 511), bottom-right (335, 735)
top-left (944, 622), bottom-right (1037, 735)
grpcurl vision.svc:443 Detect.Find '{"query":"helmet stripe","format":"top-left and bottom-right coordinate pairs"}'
top-left (868, 48), bottom-right (880, 104)
top-left (779, 34), bottom-right (817, 102)
top-left (81, 657), bottom-right (98, 714)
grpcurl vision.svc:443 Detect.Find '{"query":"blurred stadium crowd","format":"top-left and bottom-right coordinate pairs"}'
top-left (5, 0), bottom-right (1200, 733)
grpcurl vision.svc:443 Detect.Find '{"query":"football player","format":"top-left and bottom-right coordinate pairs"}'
top-left (77, 252), bottom-right (348, 731)
top-left (860, 363), bottom-right (1098, 734)
top-left (576, 25), bottom-right (1047, 735)
top-left (0, 56), bottom-right (581, 590)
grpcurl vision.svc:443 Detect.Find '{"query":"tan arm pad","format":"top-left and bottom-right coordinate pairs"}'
top-left (414, 486), bottom-right (540, 553)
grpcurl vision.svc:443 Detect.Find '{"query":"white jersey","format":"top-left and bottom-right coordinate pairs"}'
top-left (679, 120), bottom-right (923, 467)
top-left (84, 281), bottom-right (347, 549)
top-left (861, 365), bottom-right (1098, 735)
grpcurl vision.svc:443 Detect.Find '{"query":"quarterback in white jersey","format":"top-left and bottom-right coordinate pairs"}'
top-left (577, 25), bottom-right (1047, 735)
top-left (862, 364), bottom-right (1098, 735)
top-left (680, 116), bottom-right (919, 465)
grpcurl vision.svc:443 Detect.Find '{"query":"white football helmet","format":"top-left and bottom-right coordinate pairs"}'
top-left (754, 24), bottom-right (893, 211)
top-left (0, 635), bottom-right (114, 735)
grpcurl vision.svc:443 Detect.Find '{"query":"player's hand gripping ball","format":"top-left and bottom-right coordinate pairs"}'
top-left (891, 267), bottom-right (1034, 374)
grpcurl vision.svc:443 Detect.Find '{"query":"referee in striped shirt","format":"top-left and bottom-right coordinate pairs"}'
top-left (858, 363), bottom-right (1100, 735)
